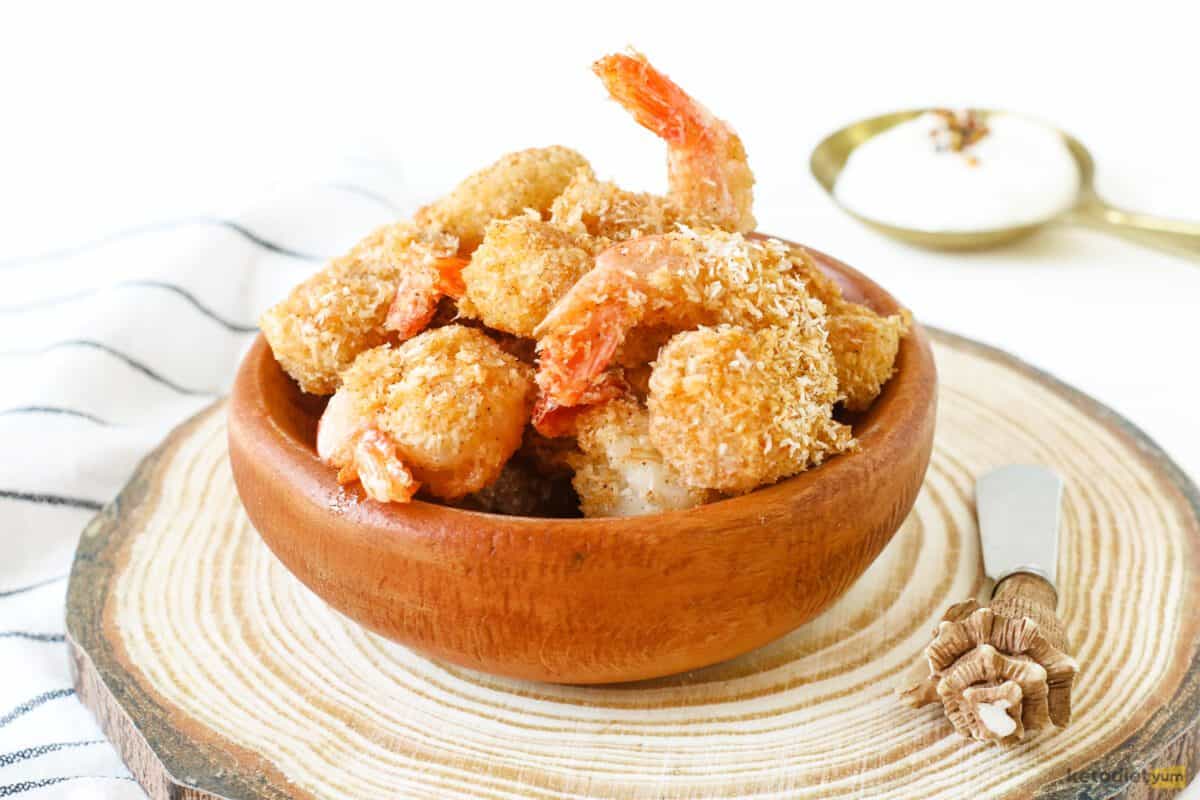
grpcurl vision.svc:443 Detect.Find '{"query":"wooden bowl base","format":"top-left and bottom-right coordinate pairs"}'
top-left (67, 331), bottom-right (1200, 799)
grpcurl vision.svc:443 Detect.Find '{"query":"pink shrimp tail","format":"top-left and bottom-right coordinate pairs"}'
top-left (433, 256), bottom-right (469, 299)
top-left (339, 427), bottom-right (419, 503)
top-left (383, 256), bottom-right (467, 339)
top-left (535, 301), bottom-right (630, 408)
top-left (593, 52), bottom-right (711, 148)
top-left (384, 271), bottom-right (440, 339)
top-left (532, 370), bottom-right (629, 437)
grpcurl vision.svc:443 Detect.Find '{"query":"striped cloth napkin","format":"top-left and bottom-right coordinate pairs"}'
top-left (0, 168), bottom-right (406, 798)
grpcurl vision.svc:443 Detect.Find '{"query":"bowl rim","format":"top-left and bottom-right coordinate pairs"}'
top-left (231, 237), bottom-right (936, 532)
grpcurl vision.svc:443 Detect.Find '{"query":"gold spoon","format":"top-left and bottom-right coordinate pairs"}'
top-left (810, 109), bottom-right (1200, 260)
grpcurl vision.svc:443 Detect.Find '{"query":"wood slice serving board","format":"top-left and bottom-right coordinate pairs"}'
top-left (66, 330), bottom-right (1200, 800)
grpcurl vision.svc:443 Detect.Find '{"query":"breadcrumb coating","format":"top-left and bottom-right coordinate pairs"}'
top-left (260, 224), bottom-right (457, 395)
top-left (827, 306), bottom-right (909, 411)
top-left (457, 215), bottom-right (595, 337)
top-left (790, 246), bottom-right (909, 410)
top-left (535, 229), bottom-right (827, 407)
top-left (548, 168), bottom-right (678, 248)
top-left (339, 325), bottom-right (534, 500)
top-left (569, 398), bottom-right (714, 517)
top-left (647, 324), bottom-right (853, 493)
top-left (415, 146), bottom-right (591, 253)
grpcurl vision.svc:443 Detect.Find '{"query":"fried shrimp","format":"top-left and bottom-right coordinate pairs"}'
top-left (548, 168), bottom-right (678, 247)
top-left (568, 398), bottom-right (714, 517)
top-left (457, 214), bottom-right (595, 337)
top-left (260, 224), bottom-right (459, 395)
top-left (647, 324), bottom-right (853, 493)
top-left (316, 325), bottom-right (534, 503)
top-left (790, 248), bottom-right (910, 411)
top-left (826, 306), bottom-right (909, 411)
top-left (593, 52), bottom-right (755, 233)
top-left (534, 229), bottom-right (823, 409)
top-left (262, 147), bottom-right (587, 395)
top-left (415, 146), bottom-right (591, 253)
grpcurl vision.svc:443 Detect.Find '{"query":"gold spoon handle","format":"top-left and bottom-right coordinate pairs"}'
top-left (1065, 196), bottom-right (1200, 262)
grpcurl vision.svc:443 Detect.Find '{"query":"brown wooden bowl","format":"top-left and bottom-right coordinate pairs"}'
top-left (228, 241), bottom-right (937, 685)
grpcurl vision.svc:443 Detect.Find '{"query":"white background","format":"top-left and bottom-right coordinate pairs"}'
top-left (2, 1), bottom-right (1198, 796)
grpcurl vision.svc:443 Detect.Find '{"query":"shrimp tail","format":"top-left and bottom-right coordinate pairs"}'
top-left (532, 370), bottom-right (629, 437)
top-left (433, 256), bottom-right (470, 299)
top-left (383, 256), bottom-right (470, 338)
top-left (340, 427), bottom-right (420, 503)
top-left (536, 300), bottom-right (634, 407)
top-left (384, 270), bottom-right (441, 339)
top-left (593, 52), bottom-right (711, 148)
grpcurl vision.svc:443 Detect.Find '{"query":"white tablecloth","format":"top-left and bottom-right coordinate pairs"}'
top-left (0, 174), bottom-right (401, 798)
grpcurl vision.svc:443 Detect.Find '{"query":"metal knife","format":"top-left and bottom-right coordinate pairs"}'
top-left (976, 464), bottom-right (1063, 592)
top-left (899, 465), bottom-right (1078, 741)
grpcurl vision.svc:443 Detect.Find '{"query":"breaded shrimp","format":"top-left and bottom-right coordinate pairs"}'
top-left (457, 214), bottom-right (595, 337)
top-left (260, 224), bottom-right (459, 395)
top-left (826, 306), bottom-right (909, 411)
top-left (317, 325), bottom-right (534, 503)
top-left (593, 52), bottom-right (755, 233)
top-left (569, 398), bottom-right (714, 517)
top-left (790, 247), bottom-right (910, 411)
top-left (415, 146), bottom-right (591, 253)
top-left (548, 168), bottom-right (678, 247)
top-left (531, 368), bottom-right (629, 438)
top-left (647, 324), bottom-right (853, 493)
top-left (262, 147), bottom-right (588, 394)
top-left (534, 229), bottom-right (823, 409)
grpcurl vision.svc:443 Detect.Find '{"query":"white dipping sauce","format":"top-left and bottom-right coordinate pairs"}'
top-left (834, 112), bottom-right (1080, 233)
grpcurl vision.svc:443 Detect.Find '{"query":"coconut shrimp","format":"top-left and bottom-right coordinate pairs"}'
top-left (789, 248), bottom-right (910, 411)
top-left (316, 325), bottom-right (534, 503)
top-left (534, 229), bottom-right (824, 412)
top-left (261, 147), bottom-right (587, 395)
top-left (593, 52), bottom-right (755, 233)
top-left (647, 324), bottom-right (853, 493)
top-left (457, 214), bottom-right (595, 338)
top-left (415, 145), bottom-right (591, 253)
top-left (548, 168), bottom-right (679, 248)
top-left (261, 224), bottom-right (460, 395)
top-left (569, 397), bottom-right (714, 517)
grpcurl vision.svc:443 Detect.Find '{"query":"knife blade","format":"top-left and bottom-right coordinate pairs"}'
top-left (975, 464), bottom-right (1063, 591)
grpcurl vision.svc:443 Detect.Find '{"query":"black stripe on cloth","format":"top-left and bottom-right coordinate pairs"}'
top-left (0, 740), bottom-right (102, 768)
top-left (0, 775), bottom-right (135, 797)
top-left (0, 575), bottom-right (66, 600)
top-left (0, 216), bottom-right (321, 269)
top-left (0, 339), bottom-right (213, 396)
top-left (0, 407), bottom-right (114, 427)
top-left (0, 632), bottom-right (65, 643)
top-left (0, 689), bottom-right (74, 728)
top-left (0, 280), bottom-right (258, 334)
top-left (0, 491), bottom-right (103, 512)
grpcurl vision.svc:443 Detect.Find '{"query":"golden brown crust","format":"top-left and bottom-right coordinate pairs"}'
top-left (792, 247), bottom-right (909, 411)
top-left (569, 398), bottom-right (713, 517)
top-left (259, 224), bottom-right (457, 395)
top-left (827, 306), bottom-right (909, 412)
top-left (415, 146), bottom-right (591, 253)
top-left (548, 168), bottom-right (678, 247)
top-left (647, 324), bottom-right (853, 493)
top-left (339, 325), bottom-right (534, 500)
top-left (458, 215), bottom-right (595, 337)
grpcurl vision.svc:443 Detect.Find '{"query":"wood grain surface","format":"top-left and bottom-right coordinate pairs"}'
top-left (67, 330), bottom-right (1200, 799)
